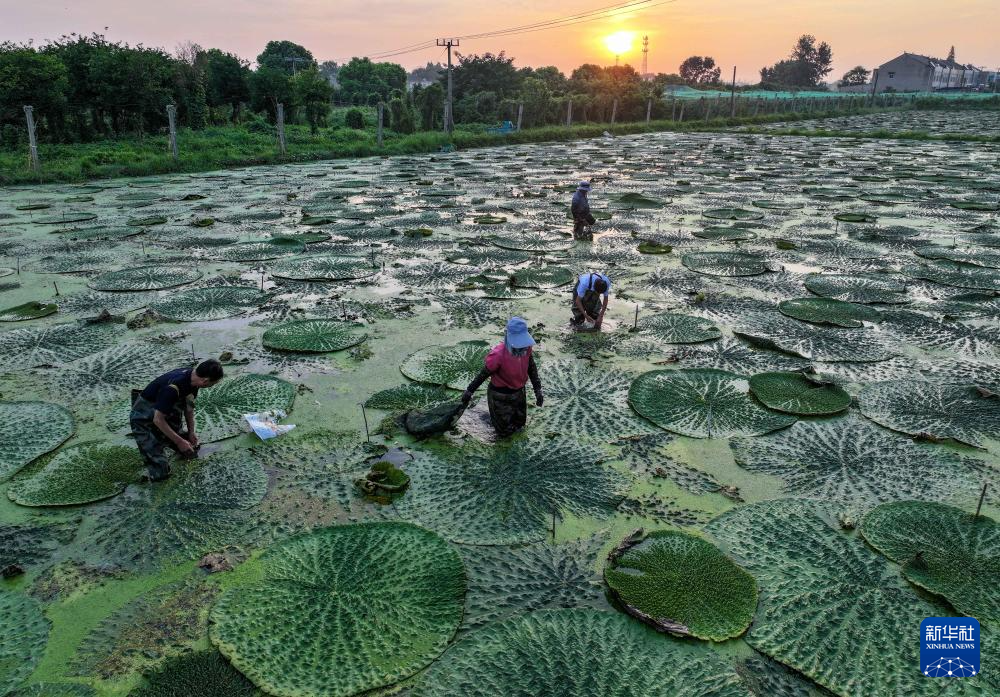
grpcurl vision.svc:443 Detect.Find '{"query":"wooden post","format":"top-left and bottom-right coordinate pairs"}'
top-left (566, 99), bottom-right (573, 127)
top-left (165, 104), bottom-right (178, 160)
top-left (729, 65), bottom-right (737, 117)
top-left (974, 483), bottom-right (988, 519)
top-left (704, 97), bottom-right (712, 122)
top-left (678, 101), bottom-right (685, 121)
top-left (376, 103), bottom-right (384, 148)
top-left (868, 69), bottom-right (880, 107)
top-left (645, 98), bottom-right (652, 123)
top-left (671, 95), bottom-right (676, 121)
top-left (753, 98), bottom-right (761, 117)
top-left (276, 102), bottom-right (287, 156)
top-left (442, 98), bottom-right (449, 133)
top-left (23, 106), bottom-right (40, 172)
top-left (611, 98), bottom-right (618, 125)
top-left (516, 103), bottom-right (524, 131)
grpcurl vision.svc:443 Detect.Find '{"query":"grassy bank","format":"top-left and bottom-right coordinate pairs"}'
top-left (0, 104), bottom-right (988, 186)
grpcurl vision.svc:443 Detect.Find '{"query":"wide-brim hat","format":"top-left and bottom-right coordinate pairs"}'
top-left (577, 181), bottom-right (591, 191)
top-left (505, 316), bottom-right (535, 349)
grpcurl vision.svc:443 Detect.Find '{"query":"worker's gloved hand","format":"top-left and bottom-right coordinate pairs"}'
top-left (461, 390), bottom-right (473, 405)
top-left (534, 390), bottom-right (544, 407)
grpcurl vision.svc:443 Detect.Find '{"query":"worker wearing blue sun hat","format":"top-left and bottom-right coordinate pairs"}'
top-left (462, 317), bottom-right (543, 438)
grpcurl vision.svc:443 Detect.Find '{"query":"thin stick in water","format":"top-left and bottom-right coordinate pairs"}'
top-left (360, 403), bottom-right (371, 443)
top-left (975, 482), bottom-right (988, 519)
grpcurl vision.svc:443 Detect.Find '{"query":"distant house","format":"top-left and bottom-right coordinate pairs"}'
top-left (871, 53), bottom-right (988, 92)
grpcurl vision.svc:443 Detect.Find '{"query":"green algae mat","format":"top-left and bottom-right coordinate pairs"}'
top-left (0, 122), bottom-right (998, 697)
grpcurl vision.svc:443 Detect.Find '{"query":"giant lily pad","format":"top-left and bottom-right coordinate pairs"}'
top-left (804, 274), bottom-right (907, 304)
top-left (906, 260), bottom-right (1000, 291)
top-left (636, 312), bottom-right (722, 344)
top-left (858, 380), bottom-right (1000, 448)
top-left (510, 264), bottom-right (574, 289)
top-left (211, 237), bottom-right (305, 262)
top-left (777, 298), bottom-right (880, 328)
top-left (0, 593), bottom-right (50, 696)
top-left (8, 441), bottom-right (144, 506)
top-left (493, 230), bottom-right (573, 252)
top-left (269, 254), bottom-right (379, 281)
top-left (705, 498), bottom-right (948, 697)
top-left (0, 301), bottom-right (57, 322)
top-left (748, 371), bottom-right (851, 415)
top-left (730, 412), bottom-right (983, 510)
top-left (210, 522), bottom-right (465, 697)
top-left (0, 322), bottom-right (122, 368)
top-left (915, 246), bottom-right (1000, 270)
top-left (396, 262), bottom-right (473, 290)
top-left (149, 287), bottom-right (267, 322)
top-left (130, 651), bottom-right (257, 697)
top-left (0, 401), bottom-right (75, 482)
top-left (734, 313), bottom-right (895, 362)
top-left (604, 529), bottom-right (757, 641)
top-left (704, 208), bottom-right (764, 221)
top-left (628, 369), bottom-right (797, 438)
top-left (412, 609), bottom-right (759, 697)
top-left (262, 319), bottom-right (367, 353)
top-left (682, 252), bottom-right (773, 277)
top-left (395, 438), bottom-right (628, 544)
top-left (881, 310), bottom-right (1000, 359)
top-left (89, 266), bottom-right (203, 292)
top-left (400, 340), bottom-right (490, 390)
top-left (364, 383), bottom-right (454, 412)
top-left (44, 342), bottom-right (191, 404)
top-left (612, 192), bottom-right (665, 209)
top-left (195, 374), bottom-right (295, 442)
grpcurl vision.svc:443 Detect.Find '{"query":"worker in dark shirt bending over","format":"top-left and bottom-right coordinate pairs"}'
top-left (129, 360), bottom-right (224, 481)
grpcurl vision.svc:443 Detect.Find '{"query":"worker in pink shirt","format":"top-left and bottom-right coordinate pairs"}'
top-left (461, 317), bottom-right (543, 438)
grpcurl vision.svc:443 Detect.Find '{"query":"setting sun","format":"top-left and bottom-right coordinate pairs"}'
top-left (604, 30), bottom-right (635, 56)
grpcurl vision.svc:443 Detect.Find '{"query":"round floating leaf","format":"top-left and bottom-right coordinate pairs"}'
top-left (915, 246), bottom-right (1000, 270)
top-left (10, 684), bottom-right (96, 697)
top-left (704, 208), bottom-right (764, 221)
top-left (210, 522), bottom-right (465, 697)
top-left (196, 374), bottom-right (295, 443)
top-left (906, 260), bottom-right (1000, 291)
top-left (412, 609), bottom-right (756, 697)
top-left (694, 227), bottom-right (757, 242)
top-left (396, 262), bottom-right (473, 290)
top-left (149, 287), bottom-right (267, 322)
top-left (44, 342), bottom-right (191, 404)
top-left (748, 372), bottom-right (851, 415)
top-left (33, 212), bottom-right (98, 224)
top-left (395, 438), bottom-right (629, 544)
top-left (705, 498), bottom-right (947, 697)
top-left (734, 312), bottom-right (896, 362)
top-left (752, 200), bottom-right (803, 210)
top-left (400, 340), bottom-right (490, 390)
top-left (8, 441), bottom-right (144, 506)
top-left (262, 319), bottom-right (367, 353)
top-left (858, 380), bottom-right (1000, 448)
top-left (804, 274), bottom-right (907, 304)
top-left (951, 200), bottom-right (1000, 212)
top-left (730, 412), bottom-right (983, 510)
top-left (212, 238), bottom-right (305, 262)
top-left (83, 453), bottom-right (267, 569)
top-left (364, 383), bottom-right (454, 412)
top-left (130, 651), bottom-right (257, 697)
top-left (881, 310), bottom-right (1000, 359)
top-left (0, 401), bottom-right (75, 481)
top-left (0, 322), bottom-right (122, 368)
top-left (605, 529), bottom-right (758, 641)
top-left (637, 240), bottom-right (673, 254)
top-left (834, 212), bottom-right (877, 223)
top-left (629, 369), bottom-right (797, 438)
top-left (493, 230), bottom-right (573, 252)
top-left (861, 501), bottom-right (1000, 625)
top-left (510, 264), bottom-right (574, 288)
top-left (57, 291), bottom-right (153, 317)
top-left (28, 251), bottom-right (117, 274)
top-left (682, 252), bottom-right (772, 277)
top-left (473, 214), bottom-right (507, 225)
top-left (680, 337), bottom-right (809, 374)
top-left (0, 521), bottom-right (76, 572)
top-left (636, 312), bottom-right (722, 344)
top-left (0, 301), bottom-right (57, 322)
top-left (612, 192), bottom-right (665, 209)
top-left (89, 266), bottom-right (203, 292)
top-left (0, 593), bottom-right (49, 696)
top-left (778, 298), bottom-right (879, 328)
top-left (269, 254), bottom-right (379, 281)
top-left (536, 361), bottom-right (658, 441)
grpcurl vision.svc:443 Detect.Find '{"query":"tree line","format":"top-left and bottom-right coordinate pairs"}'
top-left (1, 33), bottom-right (846, 147)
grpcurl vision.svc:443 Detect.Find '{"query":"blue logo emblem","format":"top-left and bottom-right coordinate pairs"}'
top-left (921, 617), bottom-right (980, 677)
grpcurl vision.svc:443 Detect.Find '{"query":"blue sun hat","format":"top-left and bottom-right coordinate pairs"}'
top-left (505, 316), bottom-right (536, 350)
top-left (577, 181), bottom-right (591, 191)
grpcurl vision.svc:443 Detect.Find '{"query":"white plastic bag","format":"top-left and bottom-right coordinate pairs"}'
top-left (243, 409), bottom-right (296, 440)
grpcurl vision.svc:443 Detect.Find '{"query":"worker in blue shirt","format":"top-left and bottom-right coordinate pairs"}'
top-left (571, 181), bottom-right (597, 240)
top-left (129, 360), bottom-right (224, 481)
top-left (570, 272), bottom-right (611, 329)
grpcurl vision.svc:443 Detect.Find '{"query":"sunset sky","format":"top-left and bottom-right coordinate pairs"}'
top-left (3, 0), bottom-right (997, 82)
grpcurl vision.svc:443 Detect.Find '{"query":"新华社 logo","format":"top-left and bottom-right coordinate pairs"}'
top-left (921, 617), bottom-right (980, 678)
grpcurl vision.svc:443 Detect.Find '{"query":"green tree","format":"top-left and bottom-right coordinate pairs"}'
top-left (292, 66), bottom-right (333, 134)
top-left (250, 65), bottom-right (293, 121)
top-left (41, 33), bottom-right (107, 139)
top-left (337, 58), bottom-right (407, 104)
top-left (519, 65), bottom-right (567, 93)
top-left (88, 43), bottom-right (176, 135)
top-left (203, 48), bottom-right (250, 122)
top-left (388, 97), bottom-right (415, 133)
top-left (413, 82), bottom-right (444, 130)
top-left (761, 35), bottom-right (833, 88)
top-left (344, 107), bottom-right (364, 129)
top-left (839, 66), bottom-right (870, 86)
top-left (517, 77), bottom-right (552, 127)
top-left (448, 52), bottom-right (521, 99)
top-left (0, 43), bottom-right (68, 140)
top-left (679, 56), bottom-right (721, 85)
top-left (256, 40), bottom-right (315, 74)
top-left (318, 60), bottom-right (339, 85)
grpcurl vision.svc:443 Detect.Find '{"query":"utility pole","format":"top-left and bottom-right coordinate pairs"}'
top-left (437, 38), bottom-right (459, 133)
top-left (641, 35), bottom-right (649, 79)
top-left (729, 65), bottom-right (737, 117)
top-left (285, 56), bottom-right (309, 75)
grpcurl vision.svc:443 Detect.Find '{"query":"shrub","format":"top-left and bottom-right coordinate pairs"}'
top-left (345, 108), bottom-right (365, 130)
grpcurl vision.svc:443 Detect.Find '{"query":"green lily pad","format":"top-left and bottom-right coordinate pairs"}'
top-left (210, 522), bottom-right (465, 697)
top-left (474, 215), bottom-right (507, 225)
top-left (834, 212), bottom-right (877, 223)
top-left (0, 322), bottom-right (122, 368)
top-left (748, 371), bottom-right (851, 415)
top-left (605, 529), bottom-right (758, 641)
top-left (150, 287), bottom-right (267, 322)
top-left (493, 230), bottom-right (573, 252)
top-left (804, 274), bottom-right (907, 304)
top-left (703, 208), bottom-right (764, 221)
top-left (269, 254), bottom-right (380, 282)
top-left (8, 441), bottom-right (144, 506)
top-left (915, 246), bottom-right (1000, 270)
top-left (130, 651), bottom-right (257, 697)
top-left (0, 401), bottom-right (75, 482)
top-left (412, 609), bottom-right (760, 697)
top-left (511, 264), bottom-right (574, 288)
top-left (752, 200), bottom-right (803, 210)
top-left (858, 380), bottom-right (1000, 448)
top-left (365, 383), bottom-right (455, 412)
top-left (89, 266), bottom-right (203, 292)
top-left (127, 215), bottom-right (168, 226)
top-left (212, 238), bottom-right (305, 262)
top-left (44, 342), bottom-right (191, 404)
top-left (10, 684), bottom-right (96, 697)
top-left (396, 262), bottom-right (472, 290)
top-left (195, 374), bottom-right (295, 443)
top-left (400, 340), bottom-right (490, 390)
top-left (693, 227), bottom-right (758, 242)
top-left (734, 313), bottom-right (896, 362)
top-left (612, 192), bottom-right (665, 209)
top-left (262, 319), bottom-right (367, 353)
top-left (0, 593), bottom-right (50, 696)
top-left (0, 301), bottom-right (57, 322)
top-left (861, 501), bottom-right (1000, 625)
top-left (636, 312), bottom-right (722, 344)
top-left (906, 260), bottom-right (1000, 291)
top-left (951, 201), bottom-right (1000, 212)
top-left (778, 297), bottom-right (880, 328)
top-left (629, 369), bottom-right (797, 438)
top-left (637, 240), bottom-right (672, 254)
top-left (682, 252), bottom-right (773, 277)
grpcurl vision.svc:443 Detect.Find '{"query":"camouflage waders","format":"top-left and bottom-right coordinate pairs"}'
top-left (486, 385), bottom-right (527, 439)
top-left (573, 212), bottom-right (596, 241)
top-left (570, 282), bottom-right (604, 325)
top-left (129, 394), bottom-right (185, 481)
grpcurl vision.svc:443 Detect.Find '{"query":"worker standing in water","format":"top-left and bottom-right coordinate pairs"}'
top-left (461, 317), bottom-right (543, 439)
top-left (571, 181), bottom-right (597, 240)
top-left (570, 272), bottom-right (611, 330)
top-left (129, 360), bottom-right (224, 481)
